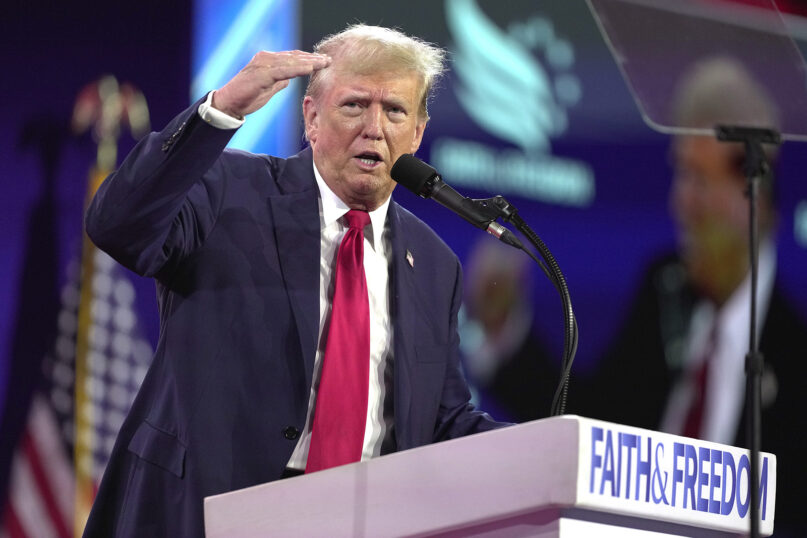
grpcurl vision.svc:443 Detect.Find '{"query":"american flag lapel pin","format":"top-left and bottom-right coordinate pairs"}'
top-left (406, 249), bottom-right (414, 268)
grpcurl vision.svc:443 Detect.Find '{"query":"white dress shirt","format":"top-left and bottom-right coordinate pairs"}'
top-left (198, 92), bottom-right (394, 469)
top-left (660, 241), bottom-right (776, 445)
top-left (198, 91), bottom-right (245, 129)
top-left (286, 163), bottom-right (394, 469)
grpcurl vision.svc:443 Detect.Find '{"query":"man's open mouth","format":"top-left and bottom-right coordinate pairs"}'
top-left (355, 152), bottom-right (382, 166)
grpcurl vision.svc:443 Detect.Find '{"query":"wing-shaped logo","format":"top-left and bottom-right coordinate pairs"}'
top-left (445, 0), bottom-right (564, 153)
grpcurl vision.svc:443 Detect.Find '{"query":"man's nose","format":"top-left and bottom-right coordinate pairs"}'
top-left (362, 106), bottom-right (383, 140)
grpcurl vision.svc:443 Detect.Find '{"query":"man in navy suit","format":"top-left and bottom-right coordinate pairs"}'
top-left (83, 24), bottom-right (507, 537)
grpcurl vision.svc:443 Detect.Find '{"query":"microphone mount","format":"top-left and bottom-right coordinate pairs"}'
top-left (416, 173), bottom-right (519, 230)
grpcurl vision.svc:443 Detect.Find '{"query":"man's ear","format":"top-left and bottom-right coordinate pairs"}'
top-left (410, 119), bottom-right (427, 154)
top-left (303, 96), bottom-right (318, 144)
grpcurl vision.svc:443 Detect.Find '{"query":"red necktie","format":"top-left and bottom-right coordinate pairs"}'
top-left (306, 210), bottom-right (371, 473)
top-left (682, 323), bottom-right (719, 439)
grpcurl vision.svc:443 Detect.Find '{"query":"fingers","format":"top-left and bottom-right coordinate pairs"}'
top-left (213, 50), bottom-right (332, 119)
top-left (253, 50), bottom-right (331, 83)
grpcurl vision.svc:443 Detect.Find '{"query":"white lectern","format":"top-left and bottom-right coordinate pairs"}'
top-left (204, 416), bottom-right (776, 537)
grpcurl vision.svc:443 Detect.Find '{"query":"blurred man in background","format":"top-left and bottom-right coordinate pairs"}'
top-left (583, 57), bottom-right (807, 536)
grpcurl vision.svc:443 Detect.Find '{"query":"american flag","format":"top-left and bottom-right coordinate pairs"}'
top-left (2, 234), bottom-right (153, 537)
top-left (1, 77), bottom-right (152, 538)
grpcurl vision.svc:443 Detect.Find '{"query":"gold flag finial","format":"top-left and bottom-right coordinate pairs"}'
top-left (72, 75), bottom-right (150, 189)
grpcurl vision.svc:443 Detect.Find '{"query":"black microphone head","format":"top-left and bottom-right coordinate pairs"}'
top-left (391, 154), bottom-right (439, 198)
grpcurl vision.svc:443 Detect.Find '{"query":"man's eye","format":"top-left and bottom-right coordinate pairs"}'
top-left (341, 102), bottom-right (362, 115)
top-left (388, 107), bottom-right (406, 119)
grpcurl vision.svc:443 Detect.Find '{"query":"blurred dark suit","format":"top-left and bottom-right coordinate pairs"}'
top-left (583, 253), bottom-right (807, 536)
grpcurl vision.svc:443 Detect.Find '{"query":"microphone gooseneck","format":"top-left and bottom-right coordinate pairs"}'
top-left (391, 153), bottom-right (578, 416)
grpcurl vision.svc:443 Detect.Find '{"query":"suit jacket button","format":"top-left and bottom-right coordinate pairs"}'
top-left (283, 426), bottom-right (300, 440)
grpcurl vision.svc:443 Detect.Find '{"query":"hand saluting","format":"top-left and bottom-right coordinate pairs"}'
top-left (212, 50), bottom-right (331, 119)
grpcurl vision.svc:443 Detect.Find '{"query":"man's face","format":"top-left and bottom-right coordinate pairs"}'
top-left (303, 68), bottom-right (427, 211)
top-left (670, 135), bottom-right (749, 303)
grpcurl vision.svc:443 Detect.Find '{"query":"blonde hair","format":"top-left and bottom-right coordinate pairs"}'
top-left (305, 24), bottom-right (446, 121)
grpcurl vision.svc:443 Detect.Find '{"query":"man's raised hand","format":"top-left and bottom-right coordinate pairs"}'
top-left (212, 50), bottom-right (331, 119)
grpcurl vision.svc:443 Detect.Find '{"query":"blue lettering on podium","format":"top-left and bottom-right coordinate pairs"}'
top-left (721, 451), bottom-right (736, 516)
top-left (651, 443), bottom-right (669, 505)
top-left (697, 447), bottom-right (710, 512)
top-left (619, 433), bottom-right (637, 498)
top-left (683, 444), bottom-right (698, 510)
top-left (736, 454), bottom-right (750, 518)
top-left (672, 442), bottom-right (684, 507)
top-left (709, 449), bottom-right (722, 514)
top-left (587, 426), bottom-right (769, 520)
top-left (636, 436), bottom-right (652, 502)
top-left (601, 429), bottom-right (616, 496)
top-left (590, 426), bottom-right (603, 494)
top-left (759, 456), bottom-right (769, 520)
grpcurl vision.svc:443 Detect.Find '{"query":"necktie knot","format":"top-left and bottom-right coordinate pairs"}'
top-left (345, 209), bottom-right (370, 230)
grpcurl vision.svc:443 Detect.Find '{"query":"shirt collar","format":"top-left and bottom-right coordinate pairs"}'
top-left (313, 159), bottom-right (390, 250)
top-left (718, 238), bottom-right (776, 338)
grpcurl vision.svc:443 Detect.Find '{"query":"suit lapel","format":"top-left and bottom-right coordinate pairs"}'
top-left (389, 202), bottom-right (419, 449)
top-left (268, 151), bottom-right (320, 389)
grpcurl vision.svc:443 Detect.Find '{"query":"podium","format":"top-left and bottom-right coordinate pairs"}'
top-left (204, 416), bottom-right (776, 537)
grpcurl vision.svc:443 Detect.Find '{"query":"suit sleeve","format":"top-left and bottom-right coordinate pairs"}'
top-left (433, 259), bottom-right (513, 441)
top-left (85, 97), bottom-right (236, 278)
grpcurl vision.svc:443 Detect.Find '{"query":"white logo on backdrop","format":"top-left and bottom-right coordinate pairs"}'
top-left (436, 0), bottom-right (594, 206)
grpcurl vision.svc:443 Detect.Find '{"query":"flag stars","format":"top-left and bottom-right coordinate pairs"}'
top-left (57, 310), bottom-right (77, 335)
top-left (91, 273), bottom-right (113, 298)
top-left (88, 325), bottom-right (110, 350)
top-left (36, 247), bottom-right (155, 492)
top-left (91, 298), bottom-right (112, 324)
top-left (113, 306), bottom-right (135, 332)
top-left (112, 278), bottom-right (135, 305)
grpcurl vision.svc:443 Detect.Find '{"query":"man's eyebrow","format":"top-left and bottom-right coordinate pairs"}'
top-left (339, 88), bottom-right (371, 101)
top-left (382, 95), bottom-right (409, 110)
top-left (336, 88), bottom-right (411, 110)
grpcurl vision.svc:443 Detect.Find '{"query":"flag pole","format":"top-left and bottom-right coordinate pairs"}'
top-left (70, 76), bottom-right (149, 537)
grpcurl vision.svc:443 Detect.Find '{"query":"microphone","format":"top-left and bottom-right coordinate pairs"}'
top-left (391, 154), bottom-right (523, 249)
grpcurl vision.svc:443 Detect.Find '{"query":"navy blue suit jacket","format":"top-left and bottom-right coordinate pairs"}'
top-left (83, 100), bottom-right (505, 537)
